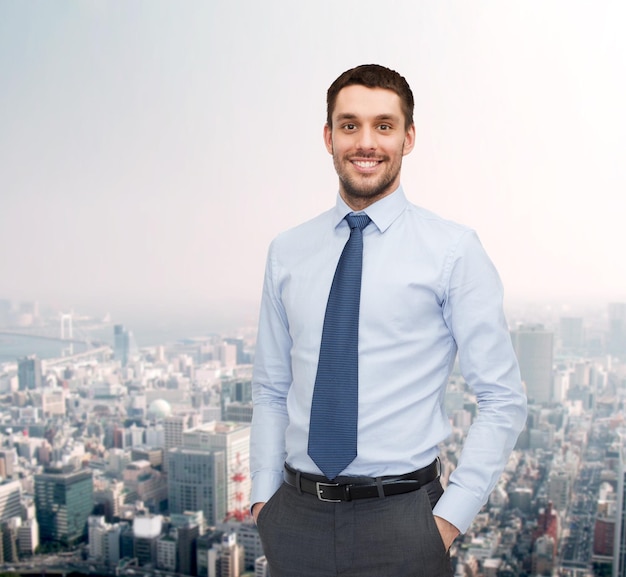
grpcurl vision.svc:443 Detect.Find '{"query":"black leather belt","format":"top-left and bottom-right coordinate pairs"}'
top-left (284, 459), bottom-right (439, 502)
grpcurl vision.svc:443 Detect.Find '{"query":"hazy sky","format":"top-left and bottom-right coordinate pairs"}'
top-left (1, 1), bottom-right (625, 325)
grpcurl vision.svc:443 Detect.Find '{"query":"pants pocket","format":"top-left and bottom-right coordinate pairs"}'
top-left (255, 482), bottom-right (284, 528)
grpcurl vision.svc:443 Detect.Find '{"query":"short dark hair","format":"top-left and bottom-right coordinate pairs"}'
top-left (326, 64), bottom-right (414, 129)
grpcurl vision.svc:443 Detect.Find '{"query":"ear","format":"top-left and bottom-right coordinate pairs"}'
top-left (402, 123), bottom-right (416, 156)
top-left (323, 123), bottom-right (333, 155)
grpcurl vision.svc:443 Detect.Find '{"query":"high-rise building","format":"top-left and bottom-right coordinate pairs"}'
top-left (93, 479), bottom-right (125, 522)
top-left (559, 316), bottom-right (584, 352)
top-left (533, 502), bottom-right (559, 553)
top-left (18, 356), bottom-right (42, 391)
top-left (156, 532), bottom-right (177, 572)
top-left (162, 413), bottom-right (200, 471)
top-left (511, 324), bottom-right (554, 404)
top-left (42, 388), bottom-right (66, 417)
top-left (531, 534), bottom-right (555, 576)
top-left (547, 470), bottom-right (570, 511)
top-left (171, 511), bottom-right (205, 575)
top-left (609, 303), bottom-right (626, 359)
top-left (217, 342), bottom-right (238, 368)
top-left (17, 518), bottom-right (39, 557)
top-left (0, 480), bottom-right (22, 522)
top-left (218, 532), bottom-right (245, 577)
top-left (119, 523), bottom-right (134, 560)
top-left (197, 530), bottom-right (224, 577)
top-left (509, 488), bottom-right (533, 513)
top-left (176, 522), bottom-right (201, 575)
top-left (222, 378), bottom-right (253, 404)
top-left (133, 514), bottom-right (162, 567)
top-left (0, 450), bottom-right (16, 480)
top-left (167, 448), bottom-right (226, 525)
top-left (103, 523), bottom-right (122, 567)
top-left (595, 512), bottom-right (615, 558)
top-left (224, 337), bottom-right (246, 364)
top-left (615, 443), bottom-right (626, 577)
top-left (88, 516), bottom-right (107, 561)
top-left (113, 324), bottom-right (138, 366)
top-left (182, 421), bottom-right (251, 520)
top-left (0, 520), bottom-right (19, 564)
top-left (34, 465), bottom-right (94, 546)
top-left (106, 447), bottom-right (131, 476)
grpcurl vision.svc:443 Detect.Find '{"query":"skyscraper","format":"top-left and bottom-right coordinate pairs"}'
top-left (162, 413), bottom-right (199, 472)
top-left (511, 324), bottom-right (554, 404)
top-left (178, 529), bottom-right (199, 575)
top-left (615, 441), bottom-right (626, 577)
top-left (17, 356), bottom-right (42, 390)
top-left (164, 414), bottom-right (199, 452)
top-left (167, 448), bottom-right (226, 525)
top-left (0, 450), bottom-right (16, 481)
top-left (34, 465), bottom-right (94, 546)
top-left (559, 316), bottom-right (584, 352)
top-left (608, 303), bottom-right (626, 359)
top-left (182, 421), bottom-right (251, 520)
top-left (0, 480), bottom-right (21, 522)
top-left (113, 324), bottom-right (138, 366)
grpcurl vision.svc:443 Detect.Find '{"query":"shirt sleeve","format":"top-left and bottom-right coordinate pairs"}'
top-left (432, 230), bottom-right (528, 533)
top-left (250, 240), bottom-right (292, 506)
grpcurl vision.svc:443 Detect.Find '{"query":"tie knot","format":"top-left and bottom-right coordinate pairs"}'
top-left (345, 213), bottom-right (371, 232)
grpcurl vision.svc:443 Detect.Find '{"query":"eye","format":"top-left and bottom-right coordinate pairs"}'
top-left (378, 124), bottom-right (391, 131)
top-left (343, 123), bottom-right (357, 131)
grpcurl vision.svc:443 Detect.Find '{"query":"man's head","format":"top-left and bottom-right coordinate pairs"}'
top-left (327, 64), bottom-right (414, 130)
top-left (324, 64), bottom-right (416, 210)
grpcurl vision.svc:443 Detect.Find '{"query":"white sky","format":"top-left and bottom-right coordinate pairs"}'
top-left (1, 1), bottom-right (625, 324)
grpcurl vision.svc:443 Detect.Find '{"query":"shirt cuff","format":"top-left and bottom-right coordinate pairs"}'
top-left (432, 483), bottom-right (485, 534)
top-left (250, 469), bottom-right (284, 508)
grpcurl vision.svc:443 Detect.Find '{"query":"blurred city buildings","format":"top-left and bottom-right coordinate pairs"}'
top-left (0, 298), bottom-right (626, 575)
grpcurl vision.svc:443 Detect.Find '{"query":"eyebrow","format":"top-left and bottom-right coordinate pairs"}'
top-left (335, 113), bottom-right (400, 123)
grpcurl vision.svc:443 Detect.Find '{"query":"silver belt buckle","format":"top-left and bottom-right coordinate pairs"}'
top-left (315, 481), bottom-right (342, 502)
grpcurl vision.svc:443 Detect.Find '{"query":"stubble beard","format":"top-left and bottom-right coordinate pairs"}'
top-left (333, 151), bottom-right (403, 206)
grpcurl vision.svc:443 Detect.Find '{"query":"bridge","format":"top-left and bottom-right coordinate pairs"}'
top-left (0, 331), bottom-right (106, 347)
top-left (0, 314), bottom-right (114, 362)
top-left (44, 345), bottom-right (113, 366)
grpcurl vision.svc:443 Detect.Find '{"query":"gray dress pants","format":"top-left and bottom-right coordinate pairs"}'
top-left (256, 477), bottom-right (454, 577)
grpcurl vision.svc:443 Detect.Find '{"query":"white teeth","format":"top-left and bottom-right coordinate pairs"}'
top-left (354, 160), bottom-right (379, 168)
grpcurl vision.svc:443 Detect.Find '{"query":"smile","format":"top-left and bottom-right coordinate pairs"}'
top-left (351, 160), bottom-right (381, 169)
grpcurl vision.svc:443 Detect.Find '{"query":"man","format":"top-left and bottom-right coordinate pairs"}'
top-left (250, 64), bottom-right (527, 577)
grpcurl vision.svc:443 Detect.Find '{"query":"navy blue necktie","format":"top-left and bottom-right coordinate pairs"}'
top-left (308, 213), bottom-right (371, 480)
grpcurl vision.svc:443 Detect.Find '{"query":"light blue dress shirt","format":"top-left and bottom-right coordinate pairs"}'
top-left (250, 186), bottom-right (527, 533)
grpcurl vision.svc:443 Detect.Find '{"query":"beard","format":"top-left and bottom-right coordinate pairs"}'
top-left (332, 150), bottom-right (403, 205)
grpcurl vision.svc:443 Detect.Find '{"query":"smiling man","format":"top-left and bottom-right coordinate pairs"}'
top-left (250, 64), bottom-right (527, 577)
top-left (325, 83), bottom-right (412, 209)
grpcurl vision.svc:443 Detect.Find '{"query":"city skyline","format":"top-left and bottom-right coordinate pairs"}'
top-left (1, 2), bottom-right (625, 322)
top-left (1, 298), bottom-right (624, 575)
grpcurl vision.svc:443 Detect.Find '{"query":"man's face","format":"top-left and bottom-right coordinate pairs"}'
top-left (324, 85), bottom-right (415, 210)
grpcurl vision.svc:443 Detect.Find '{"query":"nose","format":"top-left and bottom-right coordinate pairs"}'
top-left (356, 126), bottom-right (376, 151)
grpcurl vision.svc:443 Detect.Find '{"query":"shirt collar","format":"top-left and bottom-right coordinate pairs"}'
top-left (332, 186), bottom-right (408, 233)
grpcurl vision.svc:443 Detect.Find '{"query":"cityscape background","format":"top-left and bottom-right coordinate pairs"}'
top-left (1, 2), bottom-right (626, 577)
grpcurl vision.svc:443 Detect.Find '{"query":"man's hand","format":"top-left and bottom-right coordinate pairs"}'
top-left (433, 515), bottom-right (459, 551)
top-left (252, 502), bottom-right (266, 524)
